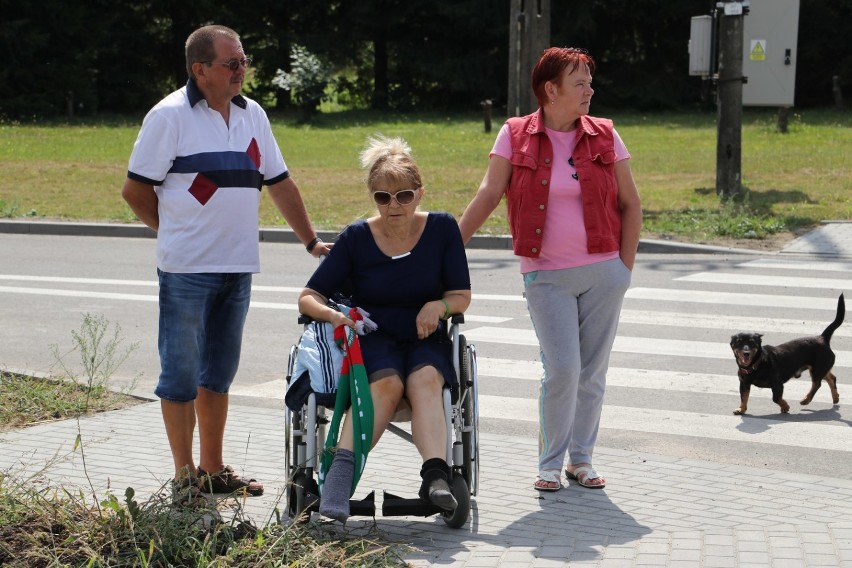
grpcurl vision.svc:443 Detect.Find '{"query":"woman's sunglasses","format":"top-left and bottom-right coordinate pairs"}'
top-left (372, 189), bottom-right (418, 206)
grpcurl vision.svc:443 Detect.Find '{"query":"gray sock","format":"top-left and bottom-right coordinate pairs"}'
top-left (319, 448), bottom-right (354, 523)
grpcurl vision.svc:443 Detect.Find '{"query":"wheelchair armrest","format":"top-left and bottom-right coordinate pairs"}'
top-left (303, 313), bottom-right (462, 325)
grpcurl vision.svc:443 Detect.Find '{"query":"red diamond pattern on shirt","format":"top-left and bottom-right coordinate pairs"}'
top-left (188, 173), bottom-right (217, 205)
top-left (186, 140), bottom-right (261, 205)
top-left (246, 138), bottom-right (261, 168)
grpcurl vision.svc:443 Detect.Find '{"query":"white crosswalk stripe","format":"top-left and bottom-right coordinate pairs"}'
top-left (477, 395), bottom-right (851, 452)
top-left (677, 272), bottom-right (851, 291)
top-left (462, 327), bottom-right (852, 366)
top-left (627, 287), bottom-right (845, 310)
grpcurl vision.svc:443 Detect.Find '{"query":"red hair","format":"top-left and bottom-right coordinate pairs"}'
top-left (531, 47), bottom-right (596, 107)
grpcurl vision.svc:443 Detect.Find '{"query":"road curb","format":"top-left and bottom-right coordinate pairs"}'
top-left (0, 220), bottom-right (764, 255)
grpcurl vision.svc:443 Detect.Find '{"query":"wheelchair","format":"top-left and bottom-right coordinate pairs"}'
top-left (284, 312), bottom-right (479, 528)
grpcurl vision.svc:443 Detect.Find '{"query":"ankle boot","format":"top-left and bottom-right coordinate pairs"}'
top-left (418, 458), bottom-right (457, 511)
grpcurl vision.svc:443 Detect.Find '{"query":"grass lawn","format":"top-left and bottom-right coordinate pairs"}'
top-left (1, 108), bottom-right (850, 244)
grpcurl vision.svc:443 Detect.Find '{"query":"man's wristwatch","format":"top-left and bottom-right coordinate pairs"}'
top-left (306, 237), bottom-right (322, 253)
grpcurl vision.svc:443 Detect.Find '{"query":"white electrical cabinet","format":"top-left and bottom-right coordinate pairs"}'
top-left (689, 15), bottom-right (713, 76)
top-left (742, 0), bottom-right (800, 106)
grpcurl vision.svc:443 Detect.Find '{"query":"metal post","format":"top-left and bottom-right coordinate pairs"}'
top-left (833, 75), bottom-right (845, 110)
top-left (716, 1), bottom-right (745, 198)
top-left (481, 99), bottom-right (493, 133)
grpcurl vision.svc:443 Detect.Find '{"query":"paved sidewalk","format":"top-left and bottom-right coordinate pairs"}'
top-left (3, 221), bottom-right (852, 566)
top-left (2, 402), bottom-right (852, 567)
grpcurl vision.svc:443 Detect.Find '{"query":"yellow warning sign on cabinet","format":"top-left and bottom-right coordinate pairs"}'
top-left (750, 40), bottom-right (766, 61)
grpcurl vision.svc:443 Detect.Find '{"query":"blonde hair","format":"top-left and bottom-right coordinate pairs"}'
top-left (359, 135), bottom-right (423, 191)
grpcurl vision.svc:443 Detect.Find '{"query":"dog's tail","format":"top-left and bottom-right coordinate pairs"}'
top-left (821, 293), bottom-right (845, 342)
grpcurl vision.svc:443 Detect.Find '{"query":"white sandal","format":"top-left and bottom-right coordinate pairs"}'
top-left (565, 464), bottom-right (606, 489)
top-left (534, 470), bottom-right (561, 492)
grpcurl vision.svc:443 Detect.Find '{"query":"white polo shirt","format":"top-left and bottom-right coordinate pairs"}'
top-left (127, 80), bottom-right (288, 273)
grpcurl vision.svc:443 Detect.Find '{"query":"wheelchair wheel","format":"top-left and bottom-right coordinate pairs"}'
top-left (459, 336), bottom-right (479, 496)
top-left (441, 474), bottom-right (470, 528)
top-left (287, 472), bottom-right (318, 522)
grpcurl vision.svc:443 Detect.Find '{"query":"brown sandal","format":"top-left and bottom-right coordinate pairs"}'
top-left (198, 465), bottom-right (264, 496)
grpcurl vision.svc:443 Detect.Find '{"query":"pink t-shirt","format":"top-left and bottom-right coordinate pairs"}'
top-left (491, 124), bottom-right (630, 272)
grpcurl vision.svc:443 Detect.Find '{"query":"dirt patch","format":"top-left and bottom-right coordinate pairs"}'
top-left (644, 229), bottom-right (805, 253)
top-left (0, 372), bottom-right (146, 431)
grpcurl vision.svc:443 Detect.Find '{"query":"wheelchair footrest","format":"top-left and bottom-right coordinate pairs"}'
top-left (381, 491), bottom-right (444, 517)
top-left (349, 491), bottom-right (377, 517)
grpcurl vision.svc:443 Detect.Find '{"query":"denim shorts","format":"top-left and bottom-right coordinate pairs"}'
top-left (155, 270), bottom-right (252, 402)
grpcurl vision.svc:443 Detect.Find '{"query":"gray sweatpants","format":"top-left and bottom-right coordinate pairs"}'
top-left (523, 258), bottom-right (632, 472)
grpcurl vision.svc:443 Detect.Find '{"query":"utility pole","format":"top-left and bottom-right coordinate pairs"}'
top-left (508, 0), bottom-right (551, 117)
top-left (716, 1), bottom-right (747, 198)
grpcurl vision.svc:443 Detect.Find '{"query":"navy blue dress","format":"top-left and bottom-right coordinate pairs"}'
top-left (306, 212), bottom-right (471, 385)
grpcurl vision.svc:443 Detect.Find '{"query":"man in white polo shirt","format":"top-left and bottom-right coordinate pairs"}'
top-left (121, 24), bottom-right (330, 506)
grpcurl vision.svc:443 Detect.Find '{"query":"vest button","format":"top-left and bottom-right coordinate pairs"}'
top-left (541, 179), bottom-right (548, 185)
top-left (535, 228), bottom-right (542, 234)
top-left (539, 204), bottom-right (545, 210)
top-left (531, 247), bottom-right (538, 253)
top-left (544, 158), bottom-right (551, 164)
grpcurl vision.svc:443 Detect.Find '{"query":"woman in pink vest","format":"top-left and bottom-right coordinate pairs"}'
top-left (458, 47), bottom-right (642, 492)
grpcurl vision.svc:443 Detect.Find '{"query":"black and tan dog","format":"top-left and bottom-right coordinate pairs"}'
top-left (729, 294), bottom-right (844, 415)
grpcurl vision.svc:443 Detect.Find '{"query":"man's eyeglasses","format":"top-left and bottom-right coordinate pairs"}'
top-left (372, 189), bottom-right (418, 206)
top-left (203, 57), bottom-right (252, 72)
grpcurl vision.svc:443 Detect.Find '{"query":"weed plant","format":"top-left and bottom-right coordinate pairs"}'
top-left (0, 475), bottom-right (407, 567)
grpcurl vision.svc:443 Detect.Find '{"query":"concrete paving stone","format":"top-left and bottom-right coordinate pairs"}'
top-left (738, 540), bottom-right (771, 553)
top-left (601, 546), bottom-right (635, 559)
top-left (531, 559), bottom-right (570, 568)
top-left (564, 550), bottom-right (605, 563)
top-left (632, 553), bottom-right (669, 566)
top-left (702, 532), bottom-right (733, 544)
top-left (599, 560), bottom-right (637, 568)
top-left (802, 542), bottom-right (840, 557)
top-left (769, 546), bottom-right (805, 560)
top-left (536, 545), bottom-right (575, 557)
top-left (671, 536), bottom-right (703, 549)
top-left (830, 525), bottom-right (852, 538)
top-left (636, 541), bottom-right (670, 555)
top-left (671, 548), bottom-right (703, 562)
top-left (772, 559), bottom-right (812, 568)
top-left (501, 550), bottom-right (537, 562)
top-left (437, 549), bottom-right (471, 562)
top-left (702, 556), bottom-right (739, 568)
top-left (463, 558), bottom-right (509, 567)
top-left (768, 536), bottom-right (807, 549)
top-left (705, 544), bottom-right (737, 559)
top-left (739, 551), bottom-right (773, 564)
top-left (805, 553), bottom-right (846, 566)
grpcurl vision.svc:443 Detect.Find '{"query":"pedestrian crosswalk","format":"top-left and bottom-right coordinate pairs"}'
top-left (230, 254), bottom-right (852, 465)
top-left (2, 255), bottom-right (851, 465)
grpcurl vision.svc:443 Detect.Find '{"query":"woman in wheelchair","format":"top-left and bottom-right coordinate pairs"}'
top-left (297, 135), bottom-right (471, 523)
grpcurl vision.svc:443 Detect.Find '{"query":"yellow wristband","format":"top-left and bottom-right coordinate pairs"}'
top-left (440, 299), bottom-right (450, 320)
